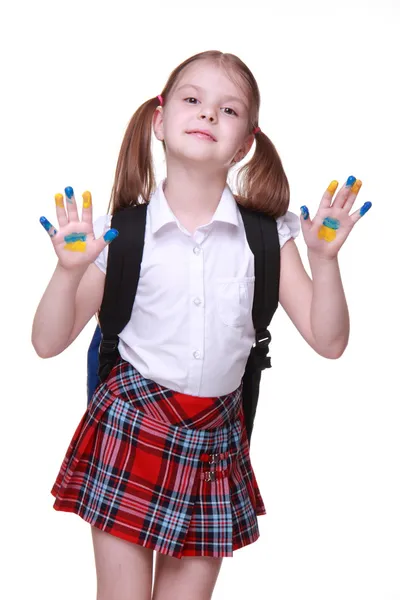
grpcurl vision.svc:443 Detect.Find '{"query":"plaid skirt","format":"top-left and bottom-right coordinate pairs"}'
top-left (51, 358), bottom-right (266, 559)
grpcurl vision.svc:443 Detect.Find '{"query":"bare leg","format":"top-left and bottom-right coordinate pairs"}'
top-left (152, 552), bottom-right (223, 600)
top-left (91, 526), bottom-right (154, 600)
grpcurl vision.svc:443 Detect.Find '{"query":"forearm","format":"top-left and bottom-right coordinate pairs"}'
top-left (32, 262), bottom-right (87, 358)
top-left (308, 250), bottom-right (350, 358)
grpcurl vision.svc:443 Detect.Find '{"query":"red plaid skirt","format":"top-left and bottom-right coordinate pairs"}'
top-left (51, 358), bottom-right (266, 559)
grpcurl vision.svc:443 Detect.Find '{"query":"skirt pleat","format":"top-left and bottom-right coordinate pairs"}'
top-left (51, 358), bottom-right (266, 559)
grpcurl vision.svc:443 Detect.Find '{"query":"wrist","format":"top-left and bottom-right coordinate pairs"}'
top-left (55, 261), bottom-right (88, 282)
top-left (307, 249), bottom-right (338, 264)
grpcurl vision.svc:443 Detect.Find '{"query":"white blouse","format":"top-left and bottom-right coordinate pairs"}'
top-left (93, 179), bottom-right (300, 397)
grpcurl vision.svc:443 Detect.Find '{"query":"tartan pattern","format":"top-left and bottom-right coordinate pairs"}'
top-left (51, 358), bottom-right (266, 559)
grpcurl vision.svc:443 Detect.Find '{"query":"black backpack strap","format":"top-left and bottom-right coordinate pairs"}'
top-left (238, 204), bottom-right (280, 361)
top-left (97, 203), bottom-right (148, 381)
top-left (238, 204), bottom-right (280, 442)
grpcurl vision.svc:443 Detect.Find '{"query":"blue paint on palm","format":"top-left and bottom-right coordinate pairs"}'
top-left (64, 232), bottom-right (87, 243)
top-left (322, 217), bottom-right (340, 230)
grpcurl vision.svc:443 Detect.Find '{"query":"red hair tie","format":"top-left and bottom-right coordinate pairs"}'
top-left (157, 94), bottom-right (164, 106)
top-left (253, 126), bottom-right (261, 134)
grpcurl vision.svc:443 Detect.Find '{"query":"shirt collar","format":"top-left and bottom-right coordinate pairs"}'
top-left (149, 178), bottom-right (240, 234)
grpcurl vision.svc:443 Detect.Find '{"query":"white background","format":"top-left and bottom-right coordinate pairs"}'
top-left (2, 0), bottom-right (399, 598)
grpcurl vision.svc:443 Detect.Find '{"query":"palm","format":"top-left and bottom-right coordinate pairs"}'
top-left (300, 178), bottom-right (370, 259)
top-left (52, 220), bottom-right (99, 268)
top-left (40, 188), bottom-right (112, 271)
top-left (302, 206), bottom-right (355, 258)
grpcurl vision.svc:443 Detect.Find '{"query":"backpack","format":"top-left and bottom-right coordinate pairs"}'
top-left (87, 202), bottom-right (280, 444)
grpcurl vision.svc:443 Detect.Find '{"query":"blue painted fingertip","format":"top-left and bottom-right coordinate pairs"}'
top-left (104, 228), bottom-right (119, 243)
top-left (360, 201), bottom-right (372, 216)
top-left (40, 216), bottom-right (57, 236)
top-left (300, 205), bottom-right (309, 220)
top-left (346, 175), bottom-right (356, 187)
top-left (40, 216), bottom-right (52, 231)
top-left (65, 186), bottom-right (74, 203)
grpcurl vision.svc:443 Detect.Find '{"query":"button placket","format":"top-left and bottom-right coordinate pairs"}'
top-left (188, 234), bottom-right (205, 394)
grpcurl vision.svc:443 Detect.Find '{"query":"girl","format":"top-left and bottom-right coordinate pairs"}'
top-left (32, 50), bottom-right (371, 600)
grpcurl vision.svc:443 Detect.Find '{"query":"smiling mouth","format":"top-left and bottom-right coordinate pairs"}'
top-left (187, 131), bottom-right (217, 142)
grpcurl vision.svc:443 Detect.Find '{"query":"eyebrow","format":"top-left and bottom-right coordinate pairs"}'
top-left (176, 83), bottom-right (247, 108)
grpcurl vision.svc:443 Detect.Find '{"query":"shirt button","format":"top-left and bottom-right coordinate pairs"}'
top-left (193, 350), bottom-right (201, 359)
top-left (193, 297), bottom-right (202, 306)
top-left (193, 246), bottom-right (201, 255)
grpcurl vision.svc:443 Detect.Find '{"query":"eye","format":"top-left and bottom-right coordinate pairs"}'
top-left (184, 97), bottom-right (198, 104)
top-left (222, 107), bottom-right (238, 116)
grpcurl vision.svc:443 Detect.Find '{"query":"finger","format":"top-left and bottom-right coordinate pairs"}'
top-left (81, 190), bottom-right (93, 225)
top-left (64, 186), bottom-right (79, 222)
top-left (54, 193), bottom-right (68, 228)
top-left (40, 216), bottom-right (58, 238)
top-left (331, 175), bottom-right (357, 209)
top-left (342, 179), bottom-right (362, 213)
top-left (319, 180), bottom-right (339, 210)
top-left (92, 228), bottom-right (119, 255)
top-left (300, 205), bottom-right (313, 232)
top-left (349, 201), bottom-right (372, 224)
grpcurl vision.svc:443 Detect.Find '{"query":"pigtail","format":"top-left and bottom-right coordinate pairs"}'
top-left (236, 130), bottom-right (290, 219)
top-left (107, 96), bottom-right (160, 213)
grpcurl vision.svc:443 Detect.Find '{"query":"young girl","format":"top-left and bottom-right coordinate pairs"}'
top-left (32, 50), bottom-right (371, 600)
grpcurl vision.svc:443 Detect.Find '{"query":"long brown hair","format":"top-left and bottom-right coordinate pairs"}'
top-left (107, 50), bottom-right (290, 218)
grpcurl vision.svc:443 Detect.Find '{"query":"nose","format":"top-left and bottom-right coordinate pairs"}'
top-left (198, 105), bottom-right (217, 123)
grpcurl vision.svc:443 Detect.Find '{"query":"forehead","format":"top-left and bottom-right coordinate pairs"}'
top-left (173, 61), bottom-right (249, 104)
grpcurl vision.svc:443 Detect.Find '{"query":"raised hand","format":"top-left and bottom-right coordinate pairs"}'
top-left (40, 186), bottom-right (118, 270)
top-left (299, 176), bottom-right (372, 259)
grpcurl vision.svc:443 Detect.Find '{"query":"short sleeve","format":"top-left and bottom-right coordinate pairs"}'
top-left (275, 210), bottom-right (301, 249)
top-left (93, 214), bottom-right (112, 274)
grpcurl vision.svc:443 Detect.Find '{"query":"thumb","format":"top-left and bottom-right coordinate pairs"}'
top-left (93, 228), bottom-right (119, 256)
top-left (300, 206), bottom-right (312, 234)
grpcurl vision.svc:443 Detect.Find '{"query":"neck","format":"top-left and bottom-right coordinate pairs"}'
top-left (163, 159), bottom-right (229, 230)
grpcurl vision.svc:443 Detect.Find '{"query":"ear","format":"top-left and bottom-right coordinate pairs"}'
top-left (153, 106), bottom-right (164, 141)
top-left (232, 133), bottom-right (256, 163)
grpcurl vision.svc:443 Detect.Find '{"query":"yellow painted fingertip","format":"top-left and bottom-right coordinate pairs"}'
top-left (55, 193), bottom-right (64, 207)
top-left (351, 179), bottom-right (362, 194)
top-left (327, 180), bottom-right (339, 194)
top-left (82, 191), bottom-right (92, 209)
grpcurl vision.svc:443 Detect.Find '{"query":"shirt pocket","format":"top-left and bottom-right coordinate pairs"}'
top-left (216, 276), bottom-right (255, 328)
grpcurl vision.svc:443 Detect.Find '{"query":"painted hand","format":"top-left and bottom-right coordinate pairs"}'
top-left (299, 176), bottom-right (372, 259)
top-left (39, 186), bottom-right (118, 270)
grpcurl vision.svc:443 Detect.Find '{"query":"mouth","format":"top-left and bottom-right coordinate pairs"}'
top-left (186, 129), bottom-right (217, 142)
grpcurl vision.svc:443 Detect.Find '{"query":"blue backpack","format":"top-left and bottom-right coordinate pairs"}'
top-left (87, 203), bottom-right (280, 444)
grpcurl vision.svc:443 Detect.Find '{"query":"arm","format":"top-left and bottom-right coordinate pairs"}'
top-left (32, 262), bottom-right (105, 358)
top-left (278, 239), bottom-right (349, 359)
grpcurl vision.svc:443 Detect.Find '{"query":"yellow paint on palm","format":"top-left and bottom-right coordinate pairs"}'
top-left (351, 179), bottom-right (362, 194)
top-left (327, 180), bottom-right (339, 194)
top-left (82, 191), bottom-right (92, 209)
top-left (55, 193), bottom-right (64, 207)
top-left (64, 240), bottom-right (87, 252)
top-left (318, 217), bottom-right (340, 242)
top-left (318, 225), bottom-right (336, 242)
top-left (64, 232), bottom-right (87, 252)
